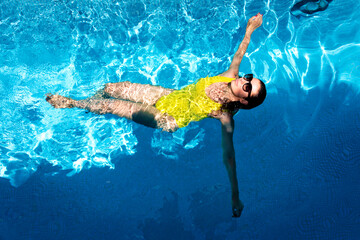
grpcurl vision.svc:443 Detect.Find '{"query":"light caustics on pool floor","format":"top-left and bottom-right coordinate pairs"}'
top-left (0, 0), bottom-right (359, 187)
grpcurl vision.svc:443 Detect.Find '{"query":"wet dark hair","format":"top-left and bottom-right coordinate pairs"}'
top-left (223, 80), bottom-right (267, 111)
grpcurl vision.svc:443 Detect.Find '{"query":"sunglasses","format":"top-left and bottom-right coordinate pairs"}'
top-left (242, 74), bottom-right (253, 98)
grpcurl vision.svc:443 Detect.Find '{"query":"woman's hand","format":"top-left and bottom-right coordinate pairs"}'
top-left (246, 13), bottom-right (263, 35)
top-left (232, 197), bottom-right (244, 218)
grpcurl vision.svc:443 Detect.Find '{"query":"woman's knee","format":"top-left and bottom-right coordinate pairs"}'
top-left (104, 83), bottom-right (113, 94)
top-left (104, 82), bottom-right (130, 95)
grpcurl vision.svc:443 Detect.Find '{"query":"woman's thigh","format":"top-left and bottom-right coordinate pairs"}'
top-left (104, 81), bottom-right (174, 105)
top-left (131, 104), bottom-right (179, 133)
top-left (109, 99), bottom-right (179, 132)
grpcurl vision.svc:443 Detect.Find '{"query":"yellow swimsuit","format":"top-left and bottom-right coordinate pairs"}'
top-left (155, 75), bottom-right (234, 128)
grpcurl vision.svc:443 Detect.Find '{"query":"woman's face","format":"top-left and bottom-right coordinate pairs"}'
top-left (230, 76), bottom-right (262, 100)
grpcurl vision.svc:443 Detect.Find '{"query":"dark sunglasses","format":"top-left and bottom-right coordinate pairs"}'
top-left (242, 74), bottom-right (253, 98)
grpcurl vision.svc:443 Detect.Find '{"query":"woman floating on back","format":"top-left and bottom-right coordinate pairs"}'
top-left (47, 13), bottom-right (266, 218)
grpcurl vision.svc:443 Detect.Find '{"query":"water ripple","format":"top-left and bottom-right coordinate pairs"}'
top-left (0, 0), bottom-right (359, 191)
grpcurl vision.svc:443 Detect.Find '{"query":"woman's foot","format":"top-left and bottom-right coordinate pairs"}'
top-left (46, 93), bottom-right (75, 108)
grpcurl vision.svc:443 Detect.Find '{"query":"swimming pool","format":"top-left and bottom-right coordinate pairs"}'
top-left (1, 0), bottom-right (359, 239)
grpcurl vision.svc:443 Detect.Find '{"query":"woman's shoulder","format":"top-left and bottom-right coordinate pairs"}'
top-left (218, 71), bottom-right (238, 79)
top-left (205, 75), bottom-right (234, 86)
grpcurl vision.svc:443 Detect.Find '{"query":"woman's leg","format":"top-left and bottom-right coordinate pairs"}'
top-left (45, 94), bottom-right (178, 132)
top-left (103, 81), bottom-right (174, 105)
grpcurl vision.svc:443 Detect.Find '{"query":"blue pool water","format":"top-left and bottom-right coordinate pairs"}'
top-left (1, 0), bottom-right (359, 239)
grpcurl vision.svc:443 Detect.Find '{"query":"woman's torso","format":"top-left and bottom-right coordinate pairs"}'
top-left (155, 75), bottom-right (234, 128)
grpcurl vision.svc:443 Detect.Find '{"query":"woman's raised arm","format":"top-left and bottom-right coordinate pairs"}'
top-left (221, 13), bottom-right (263, 78)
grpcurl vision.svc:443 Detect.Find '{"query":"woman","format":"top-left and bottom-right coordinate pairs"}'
top-left (46, 13), bottom-right (265, 217)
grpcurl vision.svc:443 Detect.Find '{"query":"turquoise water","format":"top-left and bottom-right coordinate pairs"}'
top-left (1, 0), bottom-right (359, 239)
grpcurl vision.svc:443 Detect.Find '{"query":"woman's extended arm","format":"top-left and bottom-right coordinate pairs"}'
top-left (221, 13), bottom-right (263, 78)
top-left (220, 113), bottom-right (244, 217)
